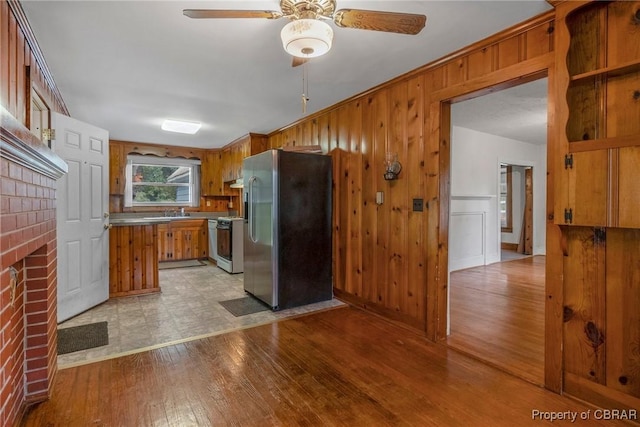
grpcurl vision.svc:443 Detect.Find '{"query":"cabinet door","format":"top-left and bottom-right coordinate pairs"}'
top-left (211, 152), bottom-right (224, 195)
top-left (109, 142), bottom-right (125, 195)
top-left (199, 225), bottom-right (208, 258)
top-left (564, 151), bottom-right (609, 226)
top-left (179, 228), bottom-right (199, 260)
top-left (200, 151), bottom-right (214, 196)
top-left (201, 151), bottom-right (225, 196)
top-left (221, 147), bottom-right (232, 182)
top-left (157, 224), bottom-right (172, 261)
top-left (172, 228), bottom-right (184, 260)
top-left (618, 146), bottom-right (640, 228)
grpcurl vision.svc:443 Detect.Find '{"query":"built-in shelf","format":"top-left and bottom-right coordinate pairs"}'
top-left (569, 59), bottom-right (640, 82)
top-left (569, 134), bottom-right (640, 153)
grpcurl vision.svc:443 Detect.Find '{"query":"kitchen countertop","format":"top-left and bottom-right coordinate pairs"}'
top-left (109, 211), bottom-right (237, 226)
top-left (110, 217), bottom-right (172, 226)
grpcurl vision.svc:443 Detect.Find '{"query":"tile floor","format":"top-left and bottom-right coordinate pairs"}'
top-left (57, 261), bottom-right (345, 368)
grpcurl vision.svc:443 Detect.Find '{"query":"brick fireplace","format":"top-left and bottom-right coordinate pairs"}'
top-left (1, 109), bottom-right (67, 427)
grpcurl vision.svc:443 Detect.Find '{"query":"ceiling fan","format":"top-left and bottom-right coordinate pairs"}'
top-left (184, 0), bottom-right (427, 66)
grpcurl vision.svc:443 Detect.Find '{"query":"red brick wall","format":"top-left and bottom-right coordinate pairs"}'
top-left (1, 157), bottom-right (58, 427)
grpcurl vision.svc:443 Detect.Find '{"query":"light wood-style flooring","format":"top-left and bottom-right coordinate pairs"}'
top-left (22, 304), bottom-right (626, 426)
top-left (447, 255), bottom-right (545, 385)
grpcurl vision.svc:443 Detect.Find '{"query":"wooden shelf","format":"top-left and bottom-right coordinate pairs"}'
top-left (570, 59), bottom-right (640, 82)
top-left (569, 133), bottom-right (640, 153)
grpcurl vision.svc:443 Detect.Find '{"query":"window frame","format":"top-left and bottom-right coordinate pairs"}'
top-left (124, 155), bottom-right (201, 208)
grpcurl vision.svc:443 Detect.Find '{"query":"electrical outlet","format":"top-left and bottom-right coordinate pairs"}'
top-left (412, 198), bottom-right (424, 212)
top-left (206, 200), bottom-right (211, 207)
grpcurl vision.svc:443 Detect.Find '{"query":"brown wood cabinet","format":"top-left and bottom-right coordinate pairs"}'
top-left (203, 133), bottom-right (268, 197)
top-left (109, 225), bottom-right (160, 297)
top-left (222, 133), bottom-right (268, 183)
top-left (109, 142), bottom-right (125, 195)
top-left (556, 1), bottom-right (640, 228)
top-left (201, 150), bottom-right (224, 196)
top-left (157, 219), bottom-right (207, 261)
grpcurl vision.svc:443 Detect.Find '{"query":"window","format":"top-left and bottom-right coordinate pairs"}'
top-left (124, 155), bottom-right (200, 207)
top-left (500, 164), bottom-right (512, 232)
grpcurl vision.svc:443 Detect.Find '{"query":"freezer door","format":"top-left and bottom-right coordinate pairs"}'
top-left (243, 150), bottom-right (277, 307)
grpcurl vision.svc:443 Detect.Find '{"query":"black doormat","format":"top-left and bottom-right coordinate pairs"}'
top-left (158, 259), bottom-right (207, 270)
top-left (219, 296), bottom-right (271, 317)
top-left (57, 321), bottom-right (109, 355)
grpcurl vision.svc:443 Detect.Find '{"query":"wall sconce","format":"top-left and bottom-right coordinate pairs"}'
top-left (383, 152), bottom-right (402, 180)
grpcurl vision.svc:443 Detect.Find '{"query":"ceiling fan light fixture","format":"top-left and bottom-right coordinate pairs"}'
top-left (280, 19), bottom-right (333, 58)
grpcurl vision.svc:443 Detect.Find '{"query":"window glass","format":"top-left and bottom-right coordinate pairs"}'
top-left (125, 156), bottom-right (200, 207)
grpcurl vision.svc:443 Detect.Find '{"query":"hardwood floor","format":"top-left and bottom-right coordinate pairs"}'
top-left (22, 304), bottom-right (627, 426)
top-left (447, 255), bottom-right (545, 385)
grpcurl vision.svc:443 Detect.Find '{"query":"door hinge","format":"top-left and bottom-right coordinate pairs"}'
top-left (564, 208), bottom-right (573, 224)
top-left (564, 153), bottom-right (573, 169)
top-left (42, 128), bottom-right (55, 141)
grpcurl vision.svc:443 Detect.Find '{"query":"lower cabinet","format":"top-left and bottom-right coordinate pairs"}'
top-left (157, 219), bottom-right (208, 261)
top-left (109, 224), bottom-right (160, 297)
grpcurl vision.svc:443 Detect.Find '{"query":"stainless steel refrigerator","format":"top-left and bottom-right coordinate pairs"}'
top-left (242, 149), bottom-right (333, 310)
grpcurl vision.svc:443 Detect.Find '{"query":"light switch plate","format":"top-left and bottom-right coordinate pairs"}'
top-left (376, 191), bottom-right (384, 205)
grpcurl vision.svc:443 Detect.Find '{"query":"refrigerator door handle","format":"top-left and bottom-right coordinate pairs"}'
top-left (248, 176), bottom-right (258, 243)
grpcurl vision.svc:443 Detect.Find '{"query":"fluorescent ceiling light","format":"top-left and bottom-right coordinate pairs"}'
top-left (161, 119), bottom-right (201, 134)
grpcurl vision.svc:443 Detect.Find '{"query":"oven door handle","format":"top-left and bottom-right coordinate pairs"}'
top-left (248, 176), bottom-right (258, 243)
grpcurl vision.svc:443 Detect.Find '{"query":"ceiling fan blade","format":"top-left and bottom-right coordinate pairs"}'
top-left (333, 9), bottom-right (426, 35)
top-left (292, 57), bottom-right (309, 67)
top-left (183, 9), bottom-right (282, 19)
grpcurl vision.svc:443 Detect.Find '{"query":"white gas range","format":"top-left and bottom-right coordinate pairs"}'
top-left (215, 216), bottom-right (244, 274)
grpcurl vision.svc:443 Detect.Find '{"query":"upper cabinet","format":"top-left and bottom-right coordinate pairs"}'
top-left (109, 142), bottom-right (126, 195)
top-left (215, 133), bottom-right (269, 193)
top-left (555, 1), bottom-right (640, 228)
top-left (201, 150), bottom-right (224, 196)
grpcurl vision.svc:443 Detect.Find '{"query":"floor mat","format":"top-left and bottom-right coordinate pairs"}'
top-left (158, 259), bottom-right (206, 270)
top-left (219, 296), bottom-right (271, 317)
top-left (57, 321), bottom-right (109, 355)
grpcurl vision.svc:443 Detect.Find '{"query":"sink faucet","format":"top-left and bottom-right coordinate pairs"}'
top-left (180, 207), bottom-right (185, 217)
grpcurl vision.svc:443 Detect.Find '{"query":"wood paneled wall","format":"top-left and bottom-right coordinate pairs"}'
top-left (1, 0), bottom-right (67, 126)
top-left (269, 12), bottom-right (556, 333)
top-left (269, 3), bottom-right (640, 413)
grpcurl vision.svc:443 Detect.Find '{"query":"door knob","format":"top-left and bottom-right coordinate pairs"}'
top-left (104, 223), bottom-right (113, 230)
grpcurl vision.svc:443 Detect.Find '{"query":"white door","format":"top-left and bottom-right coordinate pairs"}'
top-left (52, 112), bottom-right (109, 322)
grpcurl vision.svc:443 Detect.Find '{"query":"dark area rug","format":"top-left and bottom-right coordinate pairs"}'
top-left (158, 259), bottom-right (207, 270)
top-left (219, 296), bottom-right (271, 317)
top-left (57, 321), bottom-right (109, 355)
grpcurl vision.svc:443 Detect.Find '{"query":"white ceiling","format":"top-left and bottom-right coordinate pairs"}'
top-left (21, 1), bottom-right (553, 149)
top-left (452, 78), bottom-right (548, 145)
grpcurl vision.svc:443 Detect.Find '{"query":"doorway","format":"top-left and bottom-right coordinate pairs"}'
top-left (500, 163), bottom-right (534, 260)
top-left (445, 78), bottom-right (547, 386)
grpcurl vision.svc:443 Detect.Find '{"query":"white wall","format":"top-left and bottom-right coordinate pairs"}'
top-left (449, 126), bottom-right (546, 271)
